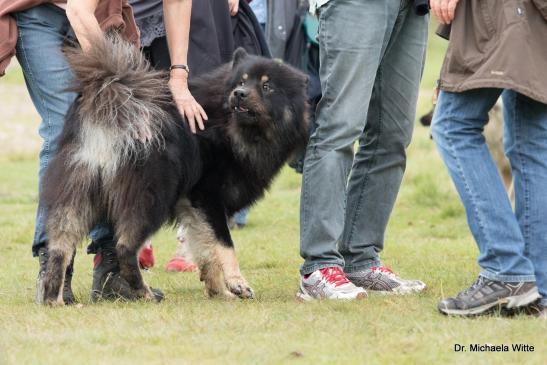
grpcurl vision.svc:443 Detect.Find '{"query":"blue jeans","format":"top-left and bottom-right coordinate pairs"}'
top-left (432, 89), bottom-right (547, 307)
top-left (233, 208), bottom-right (250, 226)
top-left (15, 4), bottom-right (114, 256)
top-left (299, 0), bottom-right (428, 274)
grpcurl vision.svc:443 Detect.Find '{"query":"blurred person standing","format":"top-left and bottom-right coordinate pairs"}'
top-left (430, 0), bottom-right (546, 317)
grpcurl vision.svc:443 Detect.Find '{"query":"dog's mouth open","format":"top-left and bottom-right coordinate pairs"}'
top-left (230, 99), bottom-right (256, 116)
top-left (234, 104), bottom-right (250, 113)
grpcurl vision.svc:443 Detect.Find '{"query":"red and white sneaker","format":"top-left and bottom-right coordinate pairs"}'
top-left (165, 257), bottom-right (197, 272)
top-left (165, 226), bottom-right (197, 272)
top-left (297, 267), bottom-right (367, 301)
top-left (138, 241), bottom-right (155, 269)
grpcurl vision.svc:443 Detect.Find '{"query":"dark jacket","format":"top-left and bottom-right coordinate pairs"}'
top-left (264, 0), bottom-right (305, 60)
top-left (232, 0), bottom-right (271, 58)
top-left (440, 0), bottom-right (547, 104)
top-left (188, 0), bottom-right (269, 78)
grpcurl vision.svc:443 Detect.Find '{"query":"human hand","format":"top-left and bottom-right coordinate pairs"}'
top-left (168, 71), bottom-right (208, 134)
top-left (430, 0), bottom-right (460, 24)
top-left (228, 0), bottom-right (239, 16)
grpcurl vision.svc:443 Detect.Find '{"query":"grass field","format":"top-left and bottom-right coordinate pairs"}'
top-left (0, 24), bottom-right (545, 365)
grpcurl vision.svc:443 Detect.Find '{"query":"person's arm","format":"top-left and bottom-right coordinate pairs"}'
top-left (164, 0), bottom-right (208, 133)
top-left (66, 0), bottom-right (103, 52)
top-left (430, 0), bottom-right (460, 25)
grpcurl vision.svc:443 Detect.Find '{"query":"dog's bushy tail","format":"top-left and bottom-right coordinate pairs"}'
top-left (64, 32), bottom-right (172, 149)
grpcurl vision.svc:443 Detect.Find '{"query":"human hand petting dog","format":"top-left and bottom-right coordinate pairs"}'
top-left (169, 69), bottom-right (208, 134)
top-left (430, 0), bottom-right (460, 24)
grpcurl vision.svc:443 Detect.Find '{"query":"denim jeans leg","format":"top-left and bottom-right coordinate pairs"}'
top-left (233, 208), bottom-right (250, 226)
top-left (299, 0), bottom-right (403, 275)
top-left (340, 5), bottom-right (428, 273)
top-left (15, 5), bottom-right (114, 256)
top-left (502, 90), bottom-right (547, 303)
top-left (431, 89), bottom-right (536, 282)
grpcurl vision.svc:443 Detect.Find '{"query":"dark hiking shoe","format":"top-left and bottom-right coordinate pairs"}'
top-left (90, 243), bottom-right (164, 302)
top-left (36, 247), bottom-right (76, 305)
top-left (438, 276), bottom-right (540, 316)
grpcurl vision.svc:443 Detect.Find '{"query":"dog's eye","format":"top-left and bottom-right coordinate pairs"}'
top-left (262, 82), bottom-right (270, 91)
top-left (239, 81), bottom-right (245, 86)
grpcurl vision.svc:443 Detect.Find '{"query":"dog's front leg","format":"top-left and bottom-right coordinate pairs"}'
top-left (178, 198), bottom-right (254, 299)
top-left (215, 243), bottom-right (254, 299)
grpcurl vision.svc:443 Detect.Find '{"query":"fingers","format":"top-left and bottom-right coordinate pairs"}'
top-left (431, 0), bottom-right (446, 24)
top-left (168, 79), bottom-right (208, 134)
top-left (176, 101), bottom-right (208, 134)
top-left (447, 0), bottom-right (459, 23)
top-left (197, 103), bottom-right (208, 123)
top-left (193, 106), bottom-right (204, 131)
top-left (441, 0), bottom-right (451, 24)
top-left (185, 109), bottom-right (196, 134)
top-left (431, 0), bottom-right (459, 24)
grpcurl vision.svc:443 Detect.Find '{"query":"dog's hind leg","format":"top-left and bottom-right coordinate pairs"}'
top-left (41, 205), bottom-right (92, 306)
top-left (114, 215), bottom-right (161, 301)
top-left (178, 198), bottom-right (254, 299)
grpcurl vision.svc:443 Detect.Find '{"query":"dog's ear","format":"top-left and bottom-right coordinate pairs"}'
top-left (232, 47), bottom-right (248, 68)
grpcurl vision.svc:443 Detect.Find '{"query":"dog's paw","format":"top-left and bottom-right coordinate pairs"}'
top-left (204, 285), bottom-right (237, 299)
top-left (135, 286), bottom-right (164, 303)
top-left (225, 277), bottom-right (255, 299)
top-left (44, 297), bottom-right (65, 307)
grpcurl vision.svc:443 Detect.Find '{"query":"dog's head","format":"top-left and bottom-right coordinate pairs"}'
top-left (226, 48), bottom-right (309, 146)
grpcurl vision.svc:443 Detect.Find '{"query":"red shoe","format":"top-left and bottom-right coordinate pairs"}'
top-left (138, 244), bottom-right (155, 269)
top-left (165, 257), bottom-right (197, 272)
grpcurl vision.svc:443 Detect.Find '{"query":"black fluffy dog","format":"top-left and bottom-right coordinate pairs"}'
top-left (39, 34), bottom-right (308, 305)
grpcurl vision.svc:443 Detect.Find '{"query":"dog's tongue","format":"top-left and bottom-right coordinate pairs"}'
top-left (235, 102), bottom-right (249, 112)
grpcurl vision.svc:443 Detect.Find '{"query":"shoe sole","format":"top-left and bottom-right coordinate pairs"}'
top-left (439, 287), bottom-right (541, 316)
top-left (296, 287), bottom-right (367, 302)
top-left (367, 284), bottom-right (427, 296)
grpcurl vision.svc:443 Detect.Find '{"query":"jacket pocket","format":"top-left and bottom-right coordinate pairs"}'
top-left (502, 0), bottom-right (527, 26)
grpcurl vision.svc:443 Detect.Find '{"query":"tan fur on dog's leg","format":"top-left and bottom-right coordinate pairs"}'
top-left (216, 246), bottom-right (254, 299)
top-left (178, 200), bottom-right (234, 298)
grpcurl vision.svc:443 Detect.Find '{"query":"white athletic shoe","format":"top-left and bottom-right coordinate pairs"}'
top-left (297, 267), bottom-right (368, 301)
top-left (347, 266), bottom-right (426, 295)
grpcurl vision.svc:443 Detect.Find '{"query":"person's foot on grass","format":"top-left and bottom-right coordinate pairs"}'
top-left (165, 256), bottom-right (197, 272)
top-left (347, 266), bottom-right (426, 295)
top-left (138, 242), bottom-right (155, 270)
top-left (91, 242), bottom-right (164, 302)
top-left (297, 267), bottom-right (367, 301)
top-left (36, 246), bottom-right (76, 304)
top-left (438, 275), bottom-right (540, 316)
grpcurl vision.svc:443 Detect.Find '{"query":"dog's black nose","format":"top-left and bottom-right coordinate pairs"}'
top-left (234, 88), bottom-right (249, 99)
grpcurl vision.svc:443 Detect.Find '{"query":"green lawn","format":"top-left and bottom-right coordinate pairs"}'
top-left (0, 24), bottom-right (545, 365)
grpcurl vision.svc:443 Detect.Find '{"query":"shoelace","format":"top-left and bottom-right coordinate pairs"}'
top-left (319, 267), bottom-right (350, 287)
top-left (457, 276), bottom-right (486, 298)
